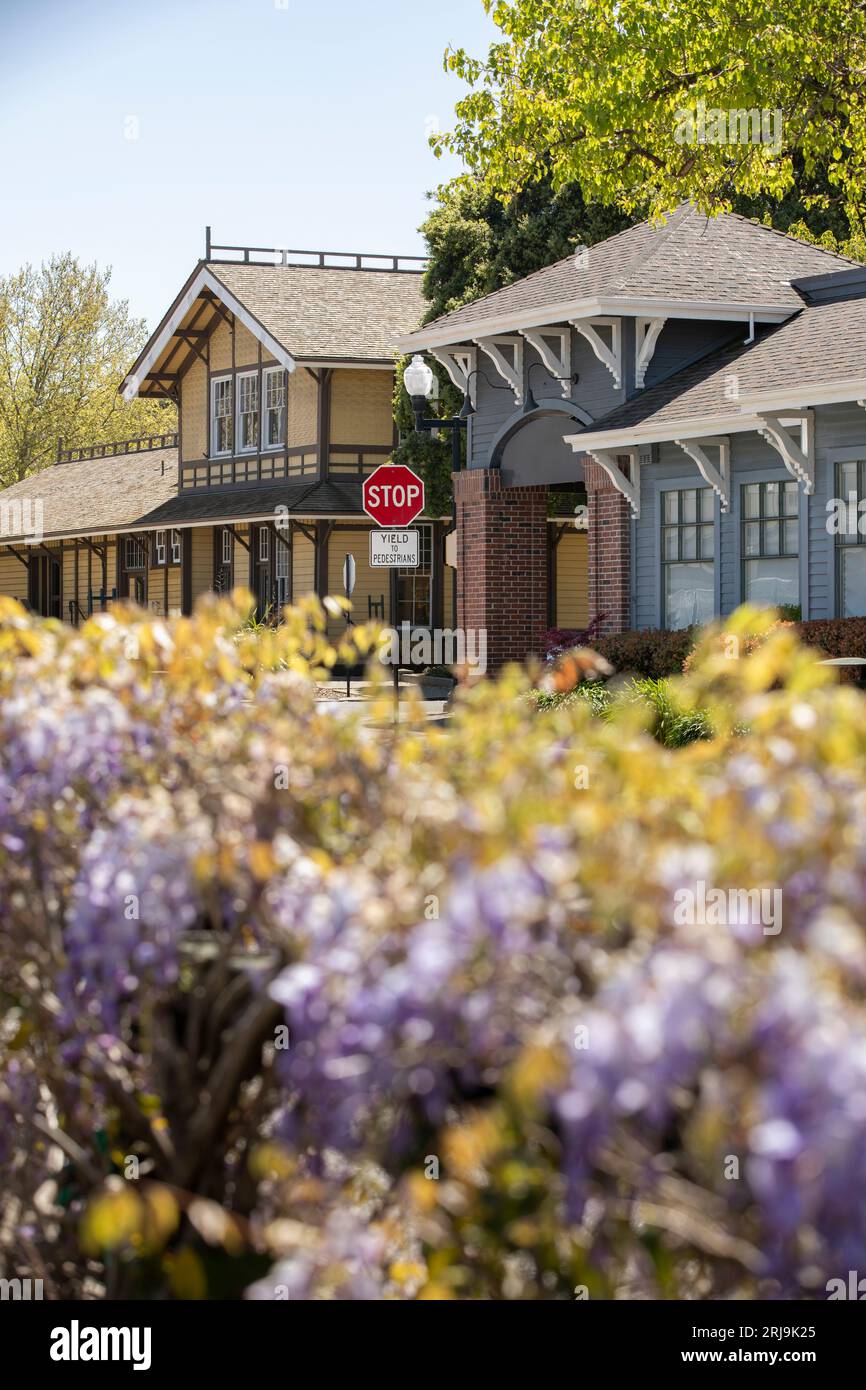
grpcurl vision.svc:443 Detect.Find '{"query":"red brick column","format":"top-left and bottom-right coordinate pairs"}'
top-left (584, 459), bottom-right (632, 635)
top-left (454, 468), bottom-right (549, 671)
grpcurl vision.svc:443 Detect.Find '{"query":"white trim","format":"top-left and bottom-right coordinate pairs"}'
top-left (121, 266), bottom-right (296, 400)
top-left (258, 525), bottom-right (270, 562)
top-left (520, 328), bottom-right (572, 397)
top-left (674, 437), bottom-right (731, 511)
top-left (565, 412), bottom-right (767, 452)
top-left (474, 335), bottom-right (524, 401)
top-left (210, 375), bottom-right (233, 458)
top-left (735, 377), bottom-right (866, 411)
top-left (635, 317), bottom-right (666, 388)
top-left (430, 346), bottom-right (477, 403)
top-left (572, 317), bottom-right (622, 388)
top-left (170, 528), bottom-right (181, 564)
top-left (154, 530), bottom-right (167, 566)
top-left (587, 448), bottom-right (640, 517)
top-left (756, 410), bottom-right (815, 494)
top-left (396, 296), bottom-right (794, 354)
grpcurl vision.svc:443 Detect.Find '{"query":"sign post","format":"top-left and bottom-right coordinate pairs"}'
top-left (362, 464), bottom-right (426, 720)
top-left (342, 553), bottom-right (356, 697)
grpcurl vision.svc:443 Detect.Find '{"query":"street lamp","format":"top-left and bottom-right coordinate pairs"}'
top-left (405, 355), bottom-right (437, 430)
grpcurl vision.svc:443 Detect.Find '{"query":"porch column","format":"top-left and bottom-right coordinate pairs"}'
top-left (454, 468), bottom-right (548, 672)
top-left (585, 458), bottom-right (631, 635)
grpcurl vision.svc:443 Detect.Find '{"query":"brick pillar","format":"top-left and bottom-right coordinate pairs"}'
top-left (584, 459), bottom-right (632, 635)
top-left (454, 468), bottom-right (548, 672)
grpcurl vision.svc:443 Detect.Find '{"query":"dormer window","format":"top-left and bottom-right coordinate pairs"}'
top-left (263, 367), bottom-right (285, 450)
top-left (211, 377), bottom-right (233, 456)
top-left (237, 372), bottom-right (259, 453)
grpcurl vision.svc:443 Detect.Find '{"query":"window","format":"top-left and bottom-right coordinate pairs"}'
top-left (836, 459), bottom-right (866, 616)
top-left (275, 532), bottom-right (290, 608)
top-left (155, 530), bottom-right (167, 566)
top-left (395, 523), bottom-right (433, 627)
top-left (125, 536), bottom-right (146, 571)
top-left (263, 367), bottom-right (285, 450)
top-left (171, 529), bottom-right (182, 565)
top-left (258, 526), bottom-right (270, 562)
top-left (741, 480), bottom-right (799, 608)
top-left (211, 376), bottom-right (233, 456)
top-left (661, 487), bottom-right (715, 629)
top-left (222, 528), bottom-right (233, 565)
top-left (237, 372), bottom-right (259, 453)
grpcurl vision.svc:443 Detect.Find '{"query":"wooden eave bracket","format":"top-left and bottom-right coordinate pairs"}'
top-left (635, 317), bottom-right (666, 389)
top-left (674, 436), bottom-right (731, 511)
top-left (520, 328), bottom-right (572, 397)
top-left (430, 346), bottom-right (477, 404)
top-left (473, 335), bottom-right (524, 401)
top-left (587, 448), bottom-right (640, 517)
top-left (572, 317), bottom-right (622, 389)
top-left (756, 410), bottom-right (814, 493)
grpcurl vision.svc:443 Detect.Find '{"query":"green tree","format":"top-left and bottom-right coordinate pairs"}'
top-left (437, 0), bottom-right (866, 251)
top-left (0, 254), bottom-right (176, 487)
top-left (420, 175), bottom-right (632, 322)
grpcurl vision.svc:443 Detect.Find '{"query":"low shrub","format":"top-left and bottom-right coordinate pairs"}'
top-left (593, 624), bottom-right (697, 678)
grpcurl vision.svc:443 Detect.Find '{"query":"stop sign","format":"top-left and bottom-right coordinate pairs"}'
top-left (363, 463), bottom-right (425, 527)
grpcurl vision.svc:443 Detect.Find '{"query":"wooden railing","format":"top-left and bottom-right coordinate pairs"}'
top-left (205, 228), bottom-right (427, 274)
top-left (179, 444), bottom-right (391, 490)
top-left (57, 433), bottom-right (178, 463)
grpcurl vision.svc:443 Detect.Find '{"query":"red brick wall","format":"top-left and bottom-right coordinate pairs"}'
top-left (454, 468), bottom-right (549, 671)
top-left (584, 459), bottom-right (632, 635)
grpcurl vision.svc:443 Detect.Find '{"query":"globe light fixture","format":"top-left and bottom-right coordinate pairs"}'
top-left (404, 354), bottom-right (435, 403)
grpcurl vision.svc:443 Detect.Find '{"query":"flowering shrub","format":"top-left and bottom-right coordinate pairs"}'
top-left (3, 596), bottom-right (866, 1300)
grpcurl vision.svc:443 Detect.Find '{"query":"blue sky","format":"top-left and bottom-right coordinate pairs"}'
top-left (0, 0), bottom-right (495, 329)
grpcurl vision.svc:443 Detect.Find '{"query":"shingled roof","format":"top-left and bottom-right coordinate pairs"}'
top-left (568, 284), bottom-right (866, 447)
top-left (206, 263), bottom-right (426, 363)
top-left (136, 478), bottom-right (368, 528)
top-left (0, 448), bottom-right (178, 542)
top-left (399, 204), bottom-right (861, 350)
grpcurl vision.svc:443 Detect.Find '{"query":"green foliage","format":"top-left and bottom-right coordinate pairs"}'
top-left (419, 175), bottom-right (632, 322)
top-left (0, 254), bottom-right (176, 486)
top-left (389, 428), bottom-right (454, 518)
top-left (437, 0), bottom-right (866, 246)
top-left (532, 676), bottom-right (714, 746)
top-left (594, 626), bottom-right (698, 679)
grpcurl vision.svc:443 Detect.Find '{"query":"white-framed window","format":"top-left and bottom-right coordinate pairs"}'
top-left (741, 480), bottom-right (799, 609)
top-left (237, 371), bottom-right (259, 454)
top-left (258, 526), bottom-right (270, 562)
top-left (661, 487), bottom-right (715, 629)
top-left (155, 530), bottom-right (167, 566)
top-left (275, 531), bottom-right (290, 607)
top-left (171, 529), bottom-right (182, 565)
top-left (125, 535), bottom-right (147, 570)
top-left (396, 523), bottom-right (433, 627)
top-left (222, 528), bottom-right (233, 565)
top-left (211, 376), bottom-right (233, 457)
top-left (263, 367), bottom-right (285, 451)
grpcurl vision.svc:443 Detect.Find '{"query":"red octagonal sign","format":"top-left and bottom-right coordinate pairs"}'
top-left (363, 463), bottom-right (425, 527)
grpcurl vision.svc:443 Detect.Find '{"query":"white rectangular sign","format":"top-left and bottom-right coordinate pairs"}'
top-left (370, 528), bottom-right (419, 568)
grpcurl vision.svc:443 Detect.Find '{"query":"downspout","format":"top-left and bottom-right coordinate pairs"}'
top-left (743, 312), bottom-right (755, 345)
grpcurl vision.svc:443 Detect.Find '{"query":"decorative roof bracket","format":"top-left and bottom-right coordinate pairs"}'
top-left (430, 346), bottom-right (477, 404)
top-left (674, 436), bottom-right (731, 511)
top-left (474, 335), bottom-right (524, 401)
top-left (572, 317), bottom-right (622, 389)
top-left (756, 410), bottom-right (814, 493)
top-left (635, 317), bottom-right (666, 389)
top-left (587, 448), bottom-right (640, 517)
top-left (520, 328), bottom-right (572, 397)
